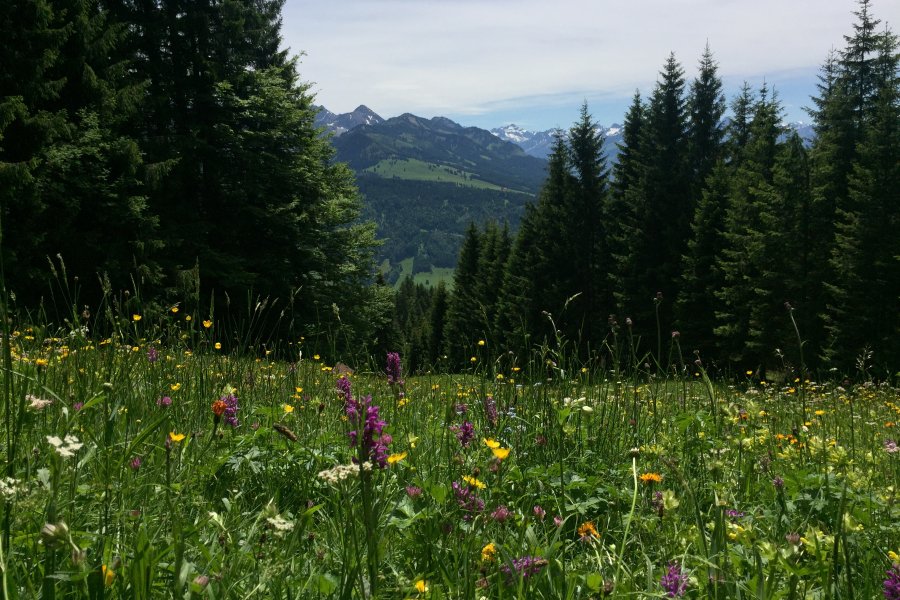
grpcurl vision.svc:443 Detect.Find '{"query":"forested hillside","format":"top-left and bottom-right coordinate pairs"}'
top-left (331, 113), bottom-right (546, 280)
top-left (395, 5), bottom-right (899, 376)
top-left (0, 0), bottom-right (388, 351)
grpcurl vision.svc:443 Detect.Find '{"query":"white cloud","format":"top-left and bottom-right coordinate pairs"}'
top-left (282, 0), bottom-right (897, 127)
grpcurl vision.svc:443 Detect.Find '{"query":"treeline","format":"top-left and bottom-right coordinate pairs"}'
top-left (357, 176), bottom-right (529, 282)
top-left (0, 0), bottom-right (388, 351)
top-left (394, 1), bottom-right (899, 375)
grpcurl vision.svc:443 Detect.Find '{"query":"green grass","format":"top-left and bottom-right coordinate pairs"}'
top-left (364, 158), bottom-right (517, 192)
top-left (411, 267), bottom-right (454, 289)
top-left (2, 313), bottom-right (899, 598)
top-left (390, 258), bottom-right (454, 290)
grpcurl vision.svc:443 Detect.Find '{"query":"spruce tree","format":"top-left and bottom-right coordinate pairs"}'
top-left (0, 0), bottom-right (158, 306)
top-left (714, 86), bottom-right (783, 366)
top-left (687, 44), bottom-right (726, 194)
top-left (444, 223), bottom-right (482, 366)
top-left (825, 32), bottom-right (899, 370)
top-left (619, 53), bottom-right (690, 352)
top-left (675, 161), bottom-right (729, 360)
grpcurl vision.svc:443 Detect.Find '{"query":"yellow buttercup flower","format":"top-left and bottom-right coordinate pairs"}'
top-left (491, 447), bottom-right (511, 460)
top-left (170, 383), bottom-right (181, 392)
top-left (481, 542), bottom-right (497, 562)
top-left (214, 342), bottom-right (222, 350)
top-left (387, 452), bottom-right (407, 465)
top-left (483, 438), bottom-right (500, 449)
top-left (414, 579), bottom-right (428, 593)
top-left (203, 320), bottom-right (212, 329)
top-left (283, 404), bottom-right (294, 414)
top-left (102, 565), bottom-right (115, 587)
top-left (132, 314), bottom-right (142, 322)
top-left (462, 475), bottom-right (486, 489)
top-left (168, 432), bottom-right (186, 443)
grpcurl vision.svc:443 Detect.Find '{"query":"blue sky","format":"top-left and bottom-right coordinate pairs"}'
top-left (280, 0), bottom-right (898, 131)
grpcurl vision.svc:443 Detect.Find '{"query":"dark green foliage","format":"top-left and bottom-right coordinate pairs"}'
top-left (675, 161), bottom-right (730, 360)
top-left (493, 107), bottom-right (614, 357)
top-left (356, 176), bottom-right (530, 278)
top-left (427, 282), bottom-right (449, 367)
top-left (443, 223), bottom-right (483, 366)
top-left (825, 47), bottom-right (900, 369)
top-left (0, 0), bottom-right (159, 305)
top-left (714, 86), bottom-right (784, 366)
top-left (618, 54), bottom-right (691, 344)
top-left (687, 44), bottom-right (726, 193)
top-left (391, 276), bottom-right (434, 373)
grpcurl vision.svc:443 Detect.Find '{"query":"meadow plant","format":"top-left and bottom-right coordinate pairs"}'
top-left (2, 304), bottom-right (900, 598)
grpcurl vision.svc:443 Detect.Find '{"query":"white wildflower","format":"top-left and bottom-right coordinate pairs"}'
top-left (266, 515), bottom-right (294, 536)
top-left (47, 435), bottom-right (83, 458)
top-left (27, 394), bottom-right (53, 410)
top-left (317, 464), bottom-right (359, 485)
top-left (0, 477), bottom-right (21, 499)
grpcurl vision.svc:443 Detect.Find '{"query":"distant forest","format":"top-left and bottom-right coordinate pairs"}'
top-left (1, 0), bottom-right (897, 374)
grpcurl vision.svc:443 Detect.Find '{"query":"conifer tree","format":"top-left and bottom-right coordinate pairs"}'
top-left (428, 281), bottom-right (449, 368)
top-left (444, 223), bottom-right (482, 366)
top-left (0, 0), bottom-right (158, 306)
top-left (687, 44), bottom-right (726, 194)
top-left (609, 92), bottom-right (646, 313)
top-left (825, 31), bottom-right (899, 370)
top-left (714, 86), bottom-right (783, 366)
top-left (675, 161), bottom-right (729, 359)
top-left (618, 53), bottom-right (690, 349)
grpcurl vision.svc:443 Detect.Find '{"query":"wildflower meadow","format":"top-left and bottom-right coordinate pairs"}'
top-left (1, 307), bottom-right (899, 599)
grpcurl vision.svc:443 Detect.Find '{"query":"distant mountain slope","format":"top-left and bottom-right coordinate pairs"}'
top-left (314, 105), bottom-right (384, 136)
top-left (491, 123), bottom-right (625, 163)
top-left (319, 110), bottom-right (547, 282)
top-left (333, 113), bottom-right (547, 193)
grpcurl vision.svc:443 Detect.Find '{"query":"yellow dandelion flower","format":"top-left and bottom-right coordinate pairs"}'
top-left (35, 358), bottom-right (49, 367)
top-left (481, 542), bottom-right (497, 562)
top-left (577, 521), bottom-right (600, 539)
top-left (814, 410), bottom-right (825, 416)
top-left (168, 432), bottom-right (186, 443)
top-left (639, 472), bottom-right (663, 484)
top-left (414, 579), bottom-right (428, 593)
top-left (491, 447), bottom-right (511, 461)
top-left (462, 475), bottom-right (486, 489)
top-left (483, 438), bottom-right (500, 449)
top-left (284, 404), bottom-right (294, 414)
top-left (295, 387), bottom-right (304, 394)
top-left (387, 452), bottom-right (407, 465)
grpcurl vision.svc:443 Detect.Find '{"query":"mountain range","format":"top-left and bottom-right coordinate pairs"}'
top-left (316, 106), bottom-right (546, 284)
top-left (314, 105), bottom-right (817, 284)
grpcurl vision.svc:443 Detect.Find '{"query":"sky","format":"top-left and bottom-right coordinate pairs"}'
top-left (280, 0), bottom-right (898, 132)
